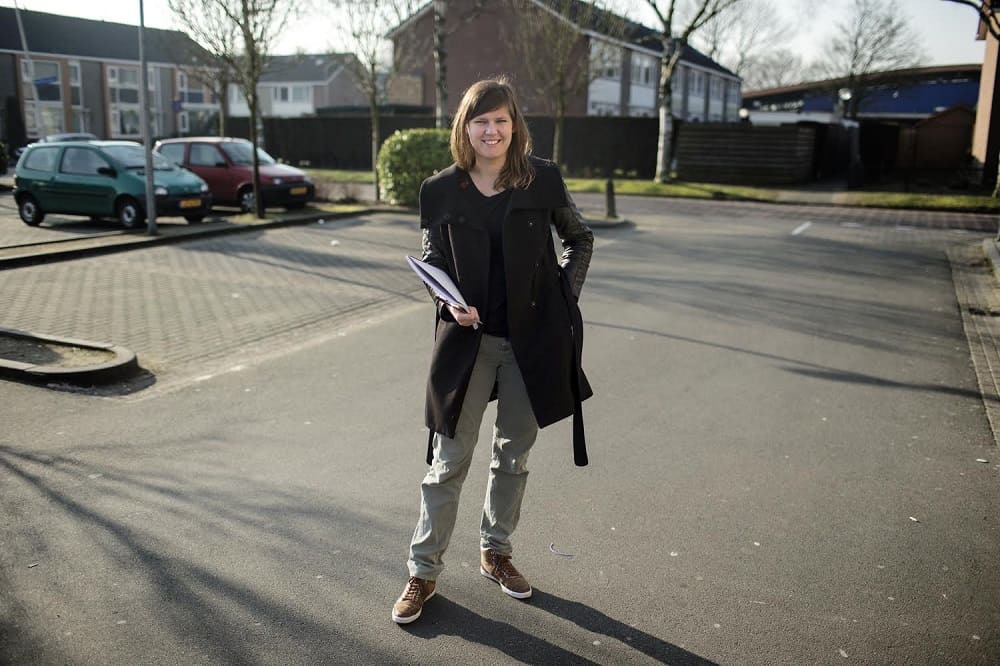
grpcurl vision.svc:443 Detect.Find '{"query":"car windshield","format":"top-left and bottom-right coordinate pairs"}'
top-left (102, 145), bottom-right (175, 171)
top-left (220, 141), bottom-right (276, 166)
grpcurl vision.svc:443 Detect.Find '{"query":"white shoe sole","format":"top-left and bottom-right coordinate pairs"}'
top-left (480, 567), bottom-right (532, 599)
top-left (392, 588), bottom-right (436, 624)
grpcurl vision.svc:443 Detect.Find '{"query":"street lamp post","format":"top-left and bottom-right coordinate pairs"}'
top-left (138, 0), bottom-right (157, 235)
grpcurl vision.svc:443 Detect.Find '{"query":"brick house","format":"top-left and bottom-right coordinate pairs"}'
top-left (227, 53), bottom-right (368, 118)
top-left (0, 7), bottom-right (220, 148)
top-left (386, 0), bottom-right (741, 122)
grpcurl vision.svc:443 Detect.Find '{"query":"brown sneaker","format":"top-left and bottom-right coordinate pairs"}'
top-left (392, 576), bottom-right (436, 624)
top-left (480, 549), bottom-right (532, 599)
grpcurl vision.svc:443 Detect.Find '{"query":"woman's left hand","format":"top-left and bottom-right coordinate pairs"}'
top-left (448, 304), bottom-right (481, 328)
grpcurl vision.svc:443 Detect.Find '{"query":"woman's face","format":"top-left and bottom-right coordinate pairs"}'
top-left (466, 106), bottom-right (513, 165)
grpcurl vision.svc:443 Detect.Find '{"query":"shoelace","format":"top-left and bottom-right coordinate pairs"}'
top-left (402, 578), bottom-right (424, 602)
top-left (490, 554), bottom-right (520, 580)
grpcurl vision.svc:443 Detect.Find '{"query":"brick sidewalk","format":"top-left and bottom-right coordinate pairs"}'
top-left (0, 213), bottom-right (427, 387)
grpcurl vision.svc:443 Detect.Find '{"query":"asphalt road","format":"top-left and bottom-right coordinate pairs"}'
top-left (1, 200), bottom-right (998, 664)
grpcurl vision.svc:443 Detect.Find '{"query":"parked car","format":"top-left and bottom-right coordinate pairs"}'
top-left (153, 137), bottom-right (314, 212)
top-left (13, 132), bottom-right (99, 164)
top-left (14, 141), bottom-right (212, 228)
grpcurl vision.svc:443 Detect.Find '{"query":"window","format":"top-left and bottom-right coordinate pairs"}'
top-left (692, 71), bottom-right (705, 96)
top-left (21, 59), bottom-right (63, 138)
top-left (177, 72), bottom-right (205, 105)
top-left (60, 147), bottom-right (109, 175)
top-left (23, 146), bottom-right (60, 172)
top-left (272, 86), bottom-right (288, 102)
top-left (291, 86), bottom-right (309, 103)
top-left (629, 55), bottom-right (655, 87)
top-left (158, 143), bottom-right (186, 165)
top-left (710, 77), bottom-right (723, 100)
top-left (190, 143), bottom-right (223, 167)
top-left (68, 61), bottom-right (85, 131)
top-left (590, 40), bottom-right (621, 80)
top-left (108, 65), bottom-right (142, 137)
top-left (178, 71), bottom-right (206, 105)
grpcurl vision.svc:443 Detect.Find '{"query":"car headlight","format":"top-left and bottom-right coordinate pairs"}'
top-left (303, 175), bottom-right (313, 184)
top-left (200, 183), bottom-right (209, 193)
top-left (273, 177), bottom-right (283, 185)
top-left (154, 186), bottom-right (168, 196)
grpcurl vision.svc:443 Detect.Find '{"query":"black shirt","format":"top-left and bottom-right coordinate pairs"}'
top-left (471, 187), bottom-right (513, 337)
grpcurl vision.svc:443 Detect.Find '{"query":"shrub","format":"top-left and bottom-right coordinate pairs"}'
top-left (376, 129), bottom-right (451, 207)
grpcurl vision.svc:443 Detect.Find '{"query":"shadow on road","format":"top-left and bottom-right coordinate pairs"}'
top-left (588, 321), bottom-right (988, 402)
top-left (0, 443), bottom-right (404, 664)
top-left (403, 591), bottom-right (717, 665)
top-left (532, 590), bottom-right (719, 665)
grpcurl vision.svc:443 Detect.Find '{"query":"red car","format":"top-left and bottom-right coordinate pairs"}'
top-left (153, 137), bottom-right (314, 212)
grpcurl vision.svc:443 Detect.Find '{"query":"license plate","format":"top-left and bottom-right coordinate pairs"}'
top-left (180, 198), bottom-right (201, 209)
top-left (290, 186), bottom-right (307, 196)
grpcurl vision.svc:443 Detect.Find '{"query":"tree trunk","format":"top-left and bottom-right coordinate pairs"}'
top-left (370, 63), bottom-right (381, 202)
top-left (654, 45), bottom-right (678, 183)
top-left (553, 112), bottom-right (564, 167)
top-left (433, 0), bottom-right (448, 129)
top-left (248, 90), bottom-right (265, 218)
top-left (218, 74), bottom-right (229, 137)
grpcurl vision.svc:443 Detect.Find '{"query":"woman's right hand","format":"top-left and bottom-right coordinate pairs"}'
top-left (448, 304), bottom-right (481, 328)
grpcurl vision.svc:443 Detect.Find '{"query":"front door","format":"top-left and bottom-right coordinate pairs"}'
top-left (52, 146), bottom-right (117, 216)
top-left (188, 143), bottom-right (238, 205)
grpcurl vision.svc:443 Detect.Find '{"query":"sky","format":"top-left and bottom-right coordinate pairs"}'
top-left (0, 0), bottom-right (988, 67)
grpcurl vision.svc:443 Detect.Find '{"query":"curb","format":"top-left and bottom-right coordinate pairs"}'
top-left (0, 206), bottom-right (386, 270)
top-left (0, 326), bottom-right (139, 385)
top-left (585, 215), bottom-right (632, 229)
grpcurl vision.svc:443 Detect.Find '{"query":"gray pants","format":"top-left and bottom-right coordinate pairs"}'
top-left (408, 335), bottom-right (539, 580)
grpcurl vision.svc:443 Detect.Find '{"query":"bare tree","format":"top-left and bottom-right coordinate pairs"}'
top-left (695, 0), bottom-right (791, 80)
top-left (813, 0), bottom-right (923, 118)
top-left (334, 0), bottom-right (422, 202)
top-left (170, 0), bottom-right (294, 218)
top-left (643, 0), bottom-right (747, 183)
top-left (155, 19), bottom-right (237, 136)
top-left (506, 0), bottom-right (625, 165)
top-left (429, 1), bottom-right (488, 128)
top-left (741, 49), bottom-right (807, 91)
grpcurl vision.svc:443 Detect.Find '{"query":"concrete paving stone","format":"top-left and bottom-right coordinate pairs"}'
top-left (0, 213), bottom-right (427, 383)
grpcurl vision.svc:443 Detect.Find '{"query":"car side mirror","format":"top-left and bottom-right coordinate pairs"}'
top-left (97, 166), bottom-right (117, 177)
top-left (215, 161), bottom-right (227, 168)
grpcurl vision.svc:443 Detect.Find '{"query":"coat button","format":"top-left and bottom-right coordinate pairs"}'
top-left (444, 213), bottom-right (451, 220)
top-left (531, 300), bottom-right (536, 308)
top-left (528, 220), bottom-right (534, 227)
top-left (458, 215), bottom-right (465, 222)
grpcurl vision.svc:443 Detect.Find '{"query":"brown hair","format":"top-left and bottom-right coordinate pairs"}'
top-left (450, 77), bottom-right (534, 190)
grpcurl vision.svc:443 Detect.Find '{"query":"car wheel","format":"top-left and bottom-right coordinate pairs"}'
top-left (117, 197), bottom-right (146, 229)
top-left (239, 187), bottom-right (255, 213)
top-left (184, 215), bottom-right (205, 223)
top-left (18, 195), bottom-right (44, 226)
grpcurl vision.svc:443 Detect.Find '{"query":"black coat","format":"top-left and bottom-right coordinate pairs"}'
top-left (419, 157), bottom-right (594, 465)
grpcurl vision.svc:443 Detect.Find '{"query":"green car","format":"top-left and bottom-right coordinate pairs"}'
top-left (14, 140), bottom-right (212, 228)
